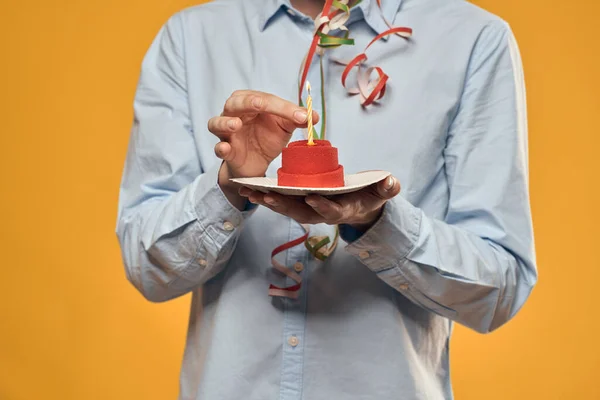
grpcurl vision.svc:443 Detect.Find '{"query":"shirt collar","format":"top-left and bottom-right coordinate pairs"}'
top-left (258, 0), bottom-right (403, 35)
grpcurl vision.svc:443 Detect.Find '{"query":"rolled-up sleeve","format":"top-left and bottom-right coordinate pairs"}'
top-left (116, 12), bottom-right (254, 302)
top-left (345, 21), bottom-right (537, 333)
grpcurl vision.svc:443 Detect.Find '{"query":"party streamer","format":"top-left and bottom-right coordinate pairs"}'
top-left (269, 0), bottom-right (412, 298)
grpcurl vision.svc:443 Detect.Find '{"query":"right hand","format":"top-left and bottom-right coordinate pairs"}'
top-left (208, 90), bottom-right (319, 185)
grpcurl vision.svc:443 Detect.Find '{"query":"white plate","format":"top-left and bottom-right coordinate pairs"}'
top-left (230, 170), bottom-right (391, 196)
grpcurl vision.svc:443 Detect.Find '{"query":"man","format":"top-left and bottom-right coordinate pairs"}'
top-left (116, 0), bottom-right (537, 398)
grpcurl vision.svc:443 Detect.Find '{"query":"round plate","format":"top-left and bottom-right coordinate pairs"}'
top-left (230, 170), bottom-right (391, 196)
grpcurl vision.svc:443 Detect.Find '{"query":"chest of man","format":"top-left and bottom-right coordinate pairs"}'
top-left (183, 15), bottom-right (470, 216)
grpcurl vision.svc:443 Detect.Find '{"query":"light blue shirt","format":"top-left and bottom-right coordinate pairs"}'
top-left (116, 0), bottom-right (537, 399)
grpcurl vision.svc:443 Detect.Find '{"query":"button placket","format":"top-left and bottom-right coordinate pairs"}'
top-left (279, 221), bottom-right (310, 399)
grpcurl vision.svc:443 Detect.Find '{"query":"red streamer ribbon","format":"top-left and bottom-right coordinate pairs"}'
top-left (339, 26), bottom-right (412, 106)
top-left (298, 1), bottom-right (413, 107)
top-left (268, 225), bottom-right (339, 299)
top-left (268, 227), bottom-right (309, 299)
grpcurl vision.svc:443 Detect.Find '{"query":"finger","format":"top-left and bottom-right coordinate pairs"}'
top-left (214, 142), bottom-right (235, 162)
top-left (375, 176), bottom-right (401, 200)
top-left (222, 91), bottom-right (320, 127)
top-left (239, 189), bottom-right (327, 224)
top-left (276, 109), bottom-right (321, 134)
top-left (248, 191), bottom-right (265, 204)
top-left (219, 90), bottom-right (252, 117)
top-left (238, 188), bottom-right (267, 205)
top-left (238, 186), bottom-right (255, 197)
top-left (229, 89), bottom-right (252, 98)
top-left (304, 195), bottom-right (345, 223)
top-left (207, 116), bottom-right (241, 140)
top-left (333, 176), bottom-right (400, 211)
top-left (263, 192), bottom-right (323, 224)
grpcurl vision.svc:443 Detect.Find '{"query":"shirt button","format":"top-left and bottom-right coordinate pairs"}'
top-left (223, 221), bottom-right (235, 231)
top-left (198, 258), bottom-right (208, 267)
top-left (293, 262), bottom-right (304, 272)
top-left (399, 283), bottom-right (409, 290)
top-left (288, 336), bottom-right (299, 347)
top-left (287, 8), bottom-right (296, 16)
top-left (359, 250), bottom-right (370, 260)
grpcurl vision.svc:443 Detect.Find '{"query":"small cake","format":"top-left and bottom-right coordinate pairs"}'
top-left (277, 139), bottom-right (344, 188)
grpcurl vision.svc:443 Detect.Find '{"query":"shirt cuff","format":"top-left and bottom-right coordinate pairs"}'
top-left (191, 162), bottom-right (256, 250)
top-left (344, 195), bottom-right (422, 272)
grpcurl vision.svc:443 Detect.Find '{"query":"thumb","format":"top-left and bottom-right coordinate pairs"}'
top-left (375, 175), bottom-right (401, 199)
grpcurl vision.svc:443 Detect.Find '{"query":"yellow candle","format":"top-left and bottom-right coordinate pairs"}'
top-left (306, 81), bottom-right (315, 146)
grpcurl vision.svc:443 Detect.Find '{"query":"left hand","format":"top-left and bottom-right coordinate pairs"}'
top-left (239, 176), bottom-right (401, 232)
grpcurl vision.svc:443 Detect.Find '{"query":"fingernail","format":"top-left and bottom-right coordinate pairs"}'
top-left (294, 110), bottom-right (308, 123)
top-left (252, 97), bottom-right (263, 108)
top-left (385, 176), bottom-right (395, 190)
top-left (227, 119), bottom-right (237, 130)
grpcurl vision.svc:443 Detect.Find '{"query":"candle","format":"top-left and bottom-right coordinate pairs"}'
top-left (306, 81), bottom-right (315, 146)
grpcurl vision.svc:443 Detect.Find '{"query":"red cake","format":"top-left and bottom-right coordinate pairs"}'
top-left (277, 140), bottom-right (344, 188)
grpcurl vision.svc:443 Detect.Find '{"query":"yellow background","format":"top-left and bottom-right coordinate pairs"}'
top-left (1, 0), bottom-right (598, 399)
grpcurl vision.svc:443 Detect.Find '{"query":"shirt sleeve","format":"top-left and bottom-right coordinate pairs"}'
top-left (115, 13), bottom-right (255, 303)
top-left (344, 21), bottom-right (537, 333)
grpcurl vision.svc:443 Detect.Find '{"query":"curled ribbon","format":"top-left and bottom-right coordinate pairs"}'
top-left (338, 26), bottom-right (412, 106)
top-left (268, 225), bottom-right (339, 299)
top-left (298, 0), bottom-right (413, 111)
